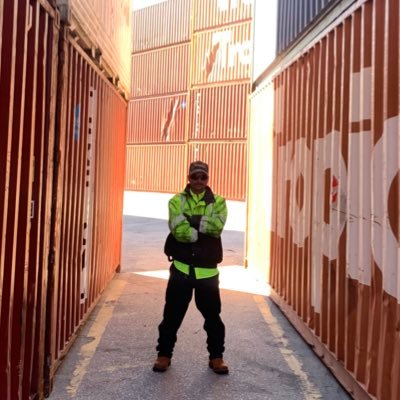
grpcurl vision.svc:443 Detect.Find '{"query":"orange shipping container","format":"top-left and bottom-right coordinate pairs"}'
top-left (131, 43), bottom-right (190, 97)
top-left (189, 83), bottom-right (250, 140)
top-left (127, 95), bottom-right (188, 144)
top-left (192, 21), bottom-right (252, 86)
top-left (249, 0), bottom-right (400, 399)
top-left (64, 0), bottom-right (132, 95)
top-left (132, 0), bottom-right (192, 53)
top-left (125, 144), bottom-right (186, 193)
top-left (193, 0), bottom-right (253, 32)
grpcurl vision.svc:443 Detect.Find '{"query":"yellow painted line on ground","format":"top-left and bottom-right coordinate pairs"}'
top-left (66, 279), bottom-right (127, 397)
top-left (254, 295), bottom-right (322, 400)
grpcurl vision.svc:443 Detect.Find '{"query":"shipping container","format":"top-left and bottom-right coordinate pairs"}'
top-left (57, 0), bottom-right (132, 95)
top-left (193, 0), bottom-right (253, 32)
top-left (132, 0), bottom-right (191, 53)
top-left (131, 43), bottom-right (190, 97)
top-left (192, 21), bottom-right (252, 86)
top-left (276, 0), bottom-right (342, 54)
top-left (249, 0), bottom-right (400, 399)
top-left (125, 144), bottom-right (187, 192)
top-left (44, 28), bottom-right (127, 394)
top-left (127, 94), bottom-right (188, 144)
top-left (0, 1), bottom-right (59, 399)
top-left (189, 83), bottom-right (250, 140)
top-left (188, 141), bottom-right (247, 200)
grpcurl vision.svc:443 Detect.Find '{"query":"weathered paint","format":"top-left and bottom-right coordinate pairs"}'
top-left (45, 28), bottom-right (127, 394)
top-left (189, 83), bottom-right (250, 140)
top-left (0, 1), bottom-right (59, 399)
top-left (193, 0), bottom-right (253, 31)
top-left (192, 21), bottom-right (252, 85)
top-left (132, 0), bottom-right (192, 53)
top-left (127, 94), bottom-right (188, 144)
top-left (131, 43), bottom-right (190, 97)
top-left (249, 0), bottom-right (400, 398)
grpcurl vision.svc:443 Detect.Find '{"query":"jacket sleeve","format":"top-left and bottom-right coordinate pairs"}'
top-left (168, 195), bottom-right (198, 243)
top-left (198, 195), bottom-right (227, 238)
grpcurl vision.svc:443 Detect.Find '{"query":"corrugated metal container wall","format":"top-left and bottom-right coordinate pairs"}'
top-left (45, 31), bottom-right (127, 393)
top-left (67, 0), bottom-right (132, 95)
top-left (246, 83), bottom-right (274, 282)
top-left (127, 94), bottom-right (187, 144)
top-left (132, 0), bottom-right (192, 53)
top-left (193, 0), bottom-right (253, 31)
top-left (259, 1), bottom-right (400, 398)
top-left (131, 43), bottom-right (190, 97)
top-left (0, 1), bottom-right (59, 399)
top-left (192, 21), bottom-right (252, 85)
top-left (188, 142), bottom-right (247, 200)
top-left (276, 0), bottom-right (340, 54)
top-left (125, 144), bottom-right (186, 192)
top-left (189, 83), bottom-right (250, 140)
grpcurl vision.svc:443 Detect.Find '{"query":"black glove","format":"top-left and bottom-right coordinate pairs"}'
top-left (184, 213), bottom-right (202, 230)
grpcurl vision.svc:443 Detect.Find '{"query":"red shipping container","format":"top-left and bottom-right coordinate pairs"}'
top-left (249, 1), bottom-right (400, 399)
top-left (189, 83), bottom-right (250, 140)
top-left (193, 0), bottom-right (253, 32)
top-left (127, 94), bottom-right (188, 144)
top-left (131, 43), bottom-right (190, 97)
top-left (132, 0), bottom-right (192, 53)
top-left (125, 144), bottom-right (186, 193)
top-left (192, 21), bottom-right (252, 86)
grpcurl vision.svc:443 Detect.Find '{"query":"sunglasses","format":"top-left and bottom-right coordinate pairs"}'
top-left (190, 173), bottom-right (208, 181)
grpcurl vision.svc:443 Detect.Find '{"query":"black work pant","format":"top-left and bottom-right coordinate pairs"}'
top-left (156, 265), bottom-right (225, 360)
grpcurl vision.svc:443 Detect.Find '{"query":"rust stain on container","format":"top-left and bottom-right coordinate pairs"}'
top-left (131, 43), bottom-right (190, 97)
top-left (189, 83), bottom-right (250, 140)
top-left (193, 0), bottom-right (253, 32)
top-left (127, 94), bottom-right (188, 144)
top-left (192, 21), bottom-right (252, 85)
top-left (249, 1), bottom-right (400, 399)
top-left (132, 0), bottom-right (192, 53)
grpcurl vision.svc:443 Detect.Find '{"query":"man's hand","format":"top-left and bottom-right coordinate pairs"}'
top-left (184, 213), bottom-right (202, 230)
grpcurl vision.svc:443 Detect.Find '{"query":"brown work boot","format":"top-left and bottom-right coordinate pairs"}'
top-left (152, 356), bottom-right (171, 372)
top-left (209, 358), bottom-right (229, 374)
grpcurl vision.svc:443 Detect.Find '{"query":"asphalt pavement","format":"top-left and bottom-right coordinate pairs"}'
top-left (48, 216), bottom-right (350, 400)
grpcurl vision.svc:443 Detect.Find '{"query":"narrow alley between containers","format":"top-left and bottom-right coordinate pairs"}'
top-left (47, 216), bottom-right (349, 400)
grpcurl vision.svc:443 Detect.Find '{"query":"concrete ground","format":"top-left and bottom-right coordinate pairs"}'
top-left (48, 216), bottom-right (350, 400)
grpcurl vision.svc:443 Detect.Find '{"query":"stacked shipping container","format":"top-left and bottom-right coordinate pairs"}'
top-left (0, 1), bottom-right (127, 399)
top-left (249, 0), bottom-right (400, 399)
top-left (126, 0), bottom-right (253, 200)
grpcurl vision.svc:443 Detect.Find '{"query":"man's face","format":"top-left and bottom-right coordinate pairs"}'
top-left (188, 172), bottom-right (209, 194)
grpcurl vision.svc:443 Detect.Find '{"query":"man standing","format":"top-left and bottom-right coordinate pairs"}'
top-left (153, 161), bottom-right (229, 374)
